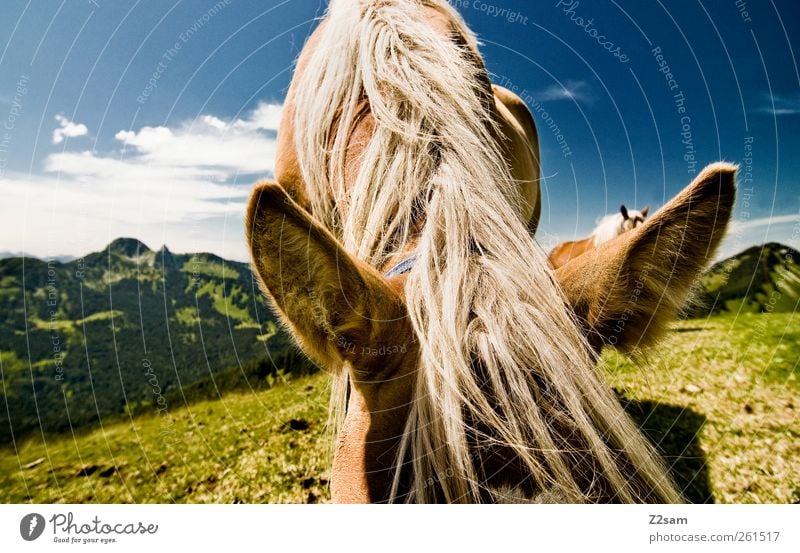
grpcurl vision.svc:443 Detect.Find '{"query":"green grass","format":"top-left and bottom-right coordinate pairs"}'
top-left (0, 372), bottom-right (331, 504)
top-left (28, 310), bottom-right (125, 331)
top-left (605, 312), bottom-right (799, 504)
top-left (1, 313), bottom-right (797, 504)
top-left (175, 306), bottom-right (202, 327)
top-left (194, 281), bottom-right (255, 325)
top-left (181, 256), bottom-right (241, 281)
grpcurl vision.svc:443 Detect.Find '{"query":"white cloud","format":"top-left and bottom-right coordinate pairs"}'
top-left (1, 102), bottom-right (284, 262)
top-left (729, 213), bottom-right (799, 232)
top-left (0, 171), bottom-right (250, 261)
top-left (113, 102), bottom-right (282, 174)
top-left (114, 119), bottom-right (277, 174)
top-left (200, 115), bottom-right (228, 131)
top-left (52, 114), bottom-right (88, 144)
top-left (535, 80), bottom-right (594, 104)
top-left (715, 213), bottom-right (800, 261)
top-left (757, 93), bottom-right (800, 116)
top-left (233, 102), bottom-right (282, 131)
top-left (182, 104), bottom-right (281, 135)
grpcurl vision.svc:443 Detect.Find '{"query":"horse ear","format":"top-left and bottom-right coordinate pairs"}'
top-left (620, 204), bottom-right (629, 219)
top-left (556, 163), bottom-right (736, 351)
top-left (640, 205), bottom-right (650, 218)
top-left (246, 182), bottom-right (411, 375)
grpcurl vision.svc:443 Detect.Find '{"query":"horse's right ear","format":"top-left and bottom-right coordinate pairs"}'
top-left (620, 204), bottom-right (629, 219)
top-left (246, 182), bottom-right (411, 376)
top-left (556, 163), bottom-right (736, 351)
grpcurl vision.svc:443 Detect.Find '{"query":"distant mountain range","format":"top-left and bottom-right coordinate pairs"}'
top-left (0, 251), bottom-right (75, 263)
top-left (689, 242), bottom-right (800, 316)
top-left (0, 238), bottom-right (305, 444)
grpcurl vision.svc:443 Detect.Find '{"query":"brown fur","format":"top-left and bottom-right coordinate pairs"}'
top-left (549, 237), bottom-right (596, 269)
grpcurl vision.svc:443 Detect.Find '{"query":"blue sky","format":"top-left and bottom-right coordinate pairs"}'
top-left (0, 0), bottom-right (798, 262)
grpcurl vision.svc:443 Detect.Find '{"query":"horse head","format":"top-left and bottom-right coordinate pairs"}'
top-left (620, 204), bottom-right (650, 232)
top-left (246, 0), bottom-right (735, 503)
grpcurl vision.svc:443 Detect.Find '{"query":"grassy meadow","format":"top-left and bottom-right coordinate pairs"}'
top-left (1, 312), bottom-right (797, 504)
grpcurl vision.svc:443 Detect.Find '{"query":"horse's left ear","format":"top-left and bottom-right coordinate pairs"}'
top-left (246, 182), bottom-right (412, 377)
top-left (640, 205), bottom-right (650, 218)
top-left (556, 162), bottom-right (736, 351)
top-left (620, 204), bottom-right (629, 219)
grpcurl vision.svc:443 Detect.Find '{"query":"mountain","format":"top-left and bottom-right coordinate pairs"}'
top-left (0, 251), bottom-right (75, 262)
top-left (0, 238), bottom-right (309, 444)
top-left (689, 242), bottom-right (800, 316)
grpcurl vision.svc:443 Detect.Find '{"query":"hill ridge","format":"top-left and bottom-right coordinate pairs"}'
top-left (691, 241), bottom-right (799, 316)
top-left (0, 237), bottom-right (298, 443)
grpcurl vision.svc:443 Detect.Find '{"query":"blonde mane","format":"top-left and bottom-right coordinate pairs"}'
top-left (292, 0), bottom-right (679, 503)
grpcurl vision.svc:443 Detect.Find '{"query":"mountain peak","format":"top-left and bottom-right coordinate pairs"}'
top-left (732, 242), bottom-right (799, 262)
top-left (106, 238), bottom-right (152, 257)
top-left (693, 241), bottom-right (799, 317)
top-left (761, 242), bottom-right (798, 256)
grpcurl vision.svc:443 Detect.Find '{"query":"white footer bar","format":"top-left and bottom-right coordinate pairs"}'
top-left (1, 504), bottom-right (797, 552)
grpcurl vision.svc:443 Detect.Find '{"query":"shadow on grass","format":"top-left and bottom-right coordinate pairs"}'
top-left (619, 396), bottom-right (713, 504)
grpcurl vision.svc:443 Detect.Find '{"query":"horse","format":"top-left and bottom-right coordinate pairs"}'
top-left (246, 0), bottom-right (735, 503)
top-left (549, 204), bottom-right (650, 269)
